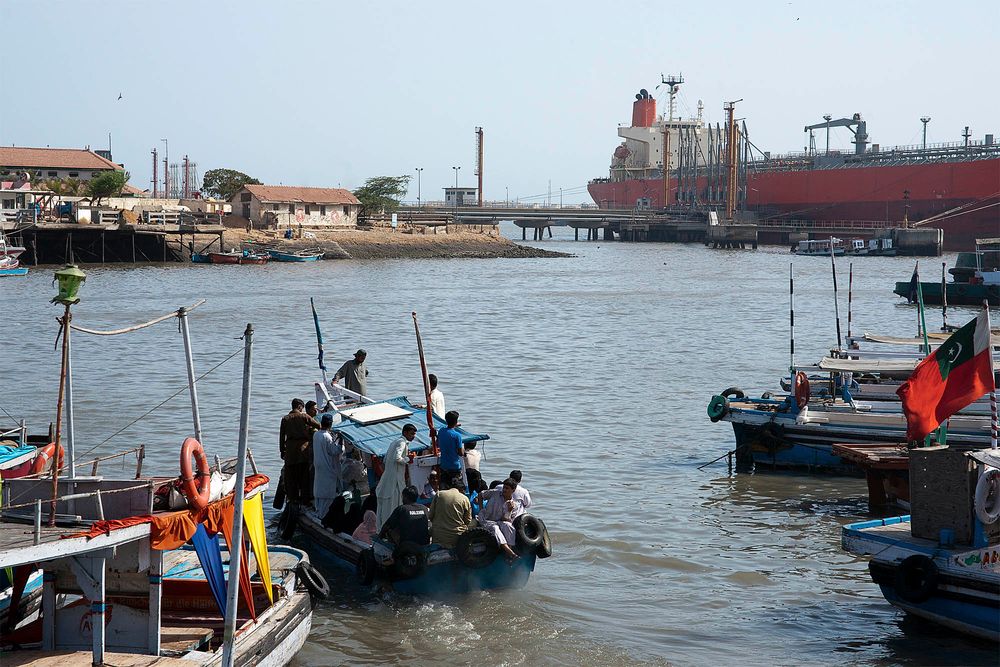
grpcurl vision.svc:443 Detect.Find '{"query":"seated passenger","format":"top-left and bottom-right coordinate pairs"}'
top-left (378, 486), bottom-right (430, 546)
top-left (341, 449), bottom-right (368, 491)
top-left (352, 509), bottom-right (378, 545)
top-left (508, 469), bottom-right (532, 509)
top-left (421, 470), bottom-right (440, 499)
top-left (429, 472), bottom-right (474, 549)
top-left (477, 478), bottom-right (524, 560)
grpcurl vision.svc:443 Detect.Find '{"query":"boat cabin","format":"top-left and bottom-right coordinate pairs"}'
top-left (793, 238), bottom-right (845, 256)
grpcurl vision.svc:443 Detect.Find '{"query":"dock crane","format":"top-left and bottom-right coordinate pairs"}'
top-left (805, 113), bottom-right (870, 155)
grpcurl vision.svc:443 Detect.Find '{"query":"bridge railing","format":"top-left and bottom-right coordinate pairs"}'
top-left (755, 219), bottom-right (896, 230)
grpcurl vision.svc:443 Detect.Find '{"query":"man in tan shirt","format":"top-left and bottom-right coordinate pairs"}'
top-left (428, 472), bottom-right (474, 548)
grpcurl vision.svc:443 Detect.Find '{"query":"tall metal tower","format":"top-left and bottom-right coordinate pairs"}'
top-left (475, 127), bottom-right (484, 207)
top-left (660, 73), bottom-right (684, 122)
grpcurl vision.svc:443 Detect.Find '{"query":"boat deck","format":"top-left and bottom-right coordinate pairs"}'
top-left (831, 443), bottom-right (909, 469)
top-left (0, 520), bottom-right (150, 569)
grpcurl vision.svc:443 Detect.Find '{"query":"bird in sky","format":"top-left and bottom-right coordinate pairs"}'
top-left (117, 93), bottom-right (123, 100)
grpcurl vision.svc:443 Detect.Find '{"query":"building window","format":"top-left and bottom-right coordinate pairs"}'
top-left (240, 192), bottom-right (252, 202)
top-left (288, 204), bottom-right (295, 213)
top-left (320, 205), bottom-right (326, 216)
top-left (48, 171), bottom-right (57, 177)
top-left (342, 205), bottom-right (349, 215)
top-left (68, 172), bottom-right (79, 178)
top-left (305, 205), bottom-right (311, 215)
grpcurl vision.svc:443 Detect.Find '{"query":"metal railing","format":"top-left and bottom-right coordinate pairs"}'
top-left (755, 219), bottom-right (896, 230)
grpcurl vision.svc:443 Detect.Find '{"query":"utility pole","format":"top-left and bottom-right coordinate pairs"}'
top-left (920, 117), bottom-right (931, 150)
top-left (475, 127), bottom-right (484, 207)
top-left (560, 187), bottom-right (563, 208)
top-left (415, 168), bottom-right (423, 207)
top-left (183, 155), bottom-right (190, 199)
top-left (151, 148), bottom-right (159, 198)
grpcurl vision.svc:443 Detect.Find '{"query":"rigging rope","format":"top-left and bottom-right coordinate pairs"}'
top-left (70, 299), bottom-right (206, 335)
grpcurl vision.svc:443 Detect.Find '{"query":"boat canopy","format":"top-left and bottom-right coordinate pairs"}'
top-left (331, 396), bottom-right (489, 457)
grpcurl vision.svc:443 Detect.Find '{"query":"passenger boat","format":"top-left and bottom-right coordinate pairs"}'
top-left (842, 448), bottom-right (1000, 641)
top-left (792, 237), bottom-right (845, 256)
top-left (267, 249), bottom-right (324, 262)
top-left (845, 237), bottom-right (897, 256)
top-left (280, 393), bottom-right (550, 595)
top-left (894, 238), bottom-right (1000, 305)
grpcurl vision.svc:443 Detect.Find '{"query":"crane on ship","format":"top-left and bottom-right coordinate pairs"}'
top-left (805, 113), bottom-right (870, 155)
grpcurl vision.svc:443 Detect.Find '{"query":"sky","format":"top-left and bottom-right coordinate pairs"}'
top-left (1, 0), bottom-right (997, 204)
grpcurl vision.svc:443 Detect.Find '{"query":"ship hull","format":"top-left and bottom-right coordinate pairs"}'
top-left (589, 157), bottom-right (1000, 251)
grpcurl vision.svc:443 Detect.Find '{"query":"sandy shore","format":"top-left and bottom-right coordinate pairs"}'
top-left (217, 227), bottom-right (569, 260)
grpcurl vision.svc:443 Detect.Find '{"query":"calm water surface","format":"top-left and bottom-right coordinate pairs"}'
top-left (1, 226), bottom-right (994, 666)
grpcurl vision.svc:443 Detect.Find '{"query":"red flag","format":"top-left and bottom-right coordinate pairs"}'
top-left (897, 310), bottom-right (994, 440)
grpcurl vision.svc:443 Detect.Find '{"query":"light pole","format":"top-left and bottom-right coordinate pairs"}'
top-left (560, 187), bottom-right (563, 208)
top-left (505, 186), bottom-right (509, 208)
top-left (161, 138), bottom-right (169, 197)
top-left (415, 168), bottom-right (423, 208)
top-left (920, 117), bottom-right (931, 150)
top-left (822, 115), bottom-right (832, 155)
top-left (452, 166), bottom-right (461, 188)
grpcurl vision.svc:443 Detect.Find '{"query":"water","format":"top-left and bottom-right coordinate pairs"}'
top-left (1, 227), bottom-right (994, 666)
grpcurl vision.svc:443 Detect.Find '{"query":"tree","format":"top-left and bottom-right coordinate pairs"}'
top-left (202, 168), bottom-right (261, 200)
top-left (87, 170), bottom-right (129, 206)
top-left (352, 175), bottom-right (411, 218)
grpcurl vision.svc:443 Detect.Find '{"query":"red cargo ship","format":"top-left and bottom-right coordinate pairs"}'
top-left (588, 85), bottom-right (1000, 250)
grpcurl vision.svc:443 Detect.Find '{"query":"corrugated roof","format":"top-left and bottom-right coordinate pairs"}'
top-left (331, 396), bottom-right (489, 457)
top-left (0, 147), bottom-right (122, 171)
top-left (242, 184), bottom-right (360, 205)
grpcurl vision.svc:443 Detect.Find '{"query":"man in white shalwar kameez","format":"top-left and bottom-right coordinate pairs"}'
top-left (312, 414), bottom-right (343, 519)
top-left (375, 424), bottom-right (416, 530)
top-left (477, 478), bottom-right (525, 559)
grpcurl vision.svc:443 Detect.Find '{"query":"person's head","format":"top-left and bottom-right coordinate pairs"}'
top-left (305, 400), bottom-right (318, 416)
top-left (427, 470), bottom-right (439, 488)
top-left (321, 414), bottom-right (334, 429)
top-left (402, 485), bottom-right (419, 504)
top-left (509, 470), bottom-right (522, 484)
top-left (362, 509), bottom-right (377, 530)
top-left (450, 471), bottom-right (466, 489)
top-left (402, 424), bottom-right (417, 441)
top-left (502, 478), bottom-right (518, 500)
top-left (355, 349), bottom-right (367, 362)
top-left (291, 398), bottom-right (305, 412)
top-left (445, 410), bottom-right (459, 428)
top-left (465, 440), bottom-right (477, 450)
top-left (429, 373), bottom-right (438, 389)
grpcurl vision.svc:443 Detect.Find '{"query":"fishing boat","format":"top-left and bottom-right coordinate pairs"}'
top-left (843, 448), bottom-right (1000, 641)
top-left (894, 239), bottom-right (1000, 306)
top-left (267, 249), bottom-right (324, 262)
top-left (792, 238), bottom-right (845, 256)
top-left (191, 252), bottom-right (211, 263)
top-left (0, 256), bottom-right (27, 277)
top-left (208, 250), bottom-right (270, 265)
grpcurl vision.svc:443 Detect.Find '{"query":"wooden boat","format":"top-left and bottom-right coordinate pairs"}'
top-left (0, 256), bottom-right (27, 277)
top-left (240, 252), bottom-right (270, 265)
top-left (191, 253), bottom-right (211, 263)
top-left (208, 251), bottom-right (242, 264)
top-left (280, 395), bottom-right (550, 595)
top-left (842, 448), bottom-right (1000, 641)
top-left (832, 443), bottom-right (910, 511)
top-left (267, 249), bottom-right (323, 262)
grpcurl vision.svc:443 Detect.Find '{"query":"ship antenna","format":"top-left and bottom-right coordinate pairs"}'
top-left (660, 73), bottom-right (684, 122)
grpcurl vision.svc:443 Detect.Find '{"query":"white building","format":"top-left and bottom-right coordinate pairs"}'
top-left (444, 187), bottom-right (478, 207)
top-left (231, 184), bottom-right (362, 228)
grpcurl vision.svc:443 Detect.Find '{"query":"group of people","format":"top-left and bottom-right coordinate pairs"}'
top-left (277, 353), bottom-right (533, 561)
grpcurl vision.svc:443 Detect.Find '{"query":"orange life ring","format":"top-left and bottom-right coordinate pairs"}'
top-left (179, 437), bottom-right (211, 512)
top-left (793, 371), bottom-right (811, 409)
top-left (30, 443), bottom-right (64, 475)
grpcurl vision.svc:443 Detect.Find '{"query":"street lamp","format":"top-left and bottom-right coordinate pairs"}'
top-left (451, 166), bottom-right (461, 208)
top-left (415, 168), bottom-right (423, 208)
top-left (452, 166), bottom-right (461, 188)
top-left (822, 115), bottom-right (832, 155)
top-left (920, 117), bottom-right (931, 150)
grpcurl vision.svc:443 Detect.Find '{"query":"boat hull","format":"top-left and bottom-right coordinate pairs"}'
top-left (267, 250), bottom-right (323, 262)
top-left (894, 281), bottom-right (1000, 305)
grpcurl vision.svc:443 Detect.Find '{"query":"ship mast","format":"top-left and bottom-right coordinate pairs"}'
top-left (660, 74), bottom-right (683, 209)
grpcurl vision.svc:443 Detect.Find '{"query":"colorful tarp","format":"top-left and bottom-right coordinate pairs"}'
top-left (243, 494), bottom-right (273, 603)
top-left (190, 524), bottom-right (227, 617)
top-left (218, 502), bottom-right (256, 620)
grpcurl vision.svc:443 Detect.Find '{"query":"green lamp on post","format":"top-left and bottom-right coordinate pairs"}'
top-left (52, 264), bottom-right (86, 304)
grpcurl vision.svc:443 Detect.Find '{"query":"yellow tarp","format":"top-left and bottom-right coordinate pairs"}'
top-left (243, 494), bottom-right (273, 603)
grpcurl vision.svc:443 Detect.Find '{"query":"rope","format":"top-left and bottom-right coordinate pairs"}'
top-left (70, 299), bottom-right (206, 336)
top-left (0, 403), bottom-right (22, 426)
top-left (0, 481), bottom-right (158, 513)
top-left (74, 343), bottom-right (246, 461)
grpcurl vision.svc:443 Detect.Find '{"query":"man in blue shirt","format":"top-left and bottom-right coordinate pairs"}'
top-left (436, 410), bottom-right (465, 490)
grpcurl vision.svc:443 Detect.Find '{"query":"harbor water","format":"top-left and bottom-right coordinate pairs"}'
top-left (1, 227), bottom-right (994, 666)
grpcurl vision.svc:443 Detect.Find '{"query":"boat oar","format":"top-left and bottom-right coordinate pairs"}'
top-left (411, 312), bottom-right (438, 455)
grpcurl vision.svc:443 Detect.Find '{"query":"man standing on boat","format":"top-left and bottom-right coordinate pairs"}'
top-left (429, 373), bottom-right (445, 417)
top-left (312, 414), bottom-right (343, 520)
top-left (279, 398), bottom-right (322, 506)
top-left (437, 411), bottom-right (465, 490)
top-left (333, 349), bottom-right (369, 398)
top-left (376, 423), bottom-right (416, 530)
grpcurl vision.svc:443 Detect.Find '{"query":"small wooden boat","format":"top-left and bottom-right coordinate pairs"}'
top-left (267, 249), bottom-right (323, 262)
top-left (0, 256), bottom-right (27, 277)
top-left (240, 252), bottom-right (270, 265)
top-left (208, 251), bottom-right (269, 265)
top-left (843, 448), bottom-right (1000, 641)
top-left (191, 253), bottom-right (211, 263)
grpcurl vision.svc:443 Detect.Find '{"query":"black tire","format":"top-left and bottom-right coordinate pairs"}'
top-left (895, 555), bottom-right (938, 603)
top-left (707, 395), bottom-right (729, 423)
top-left (536, 518), bottom-right (552, 559)
top-left (513, 514), bottom-right (544, 553)
top-left (392, 541), bottom-right (427, 579)
top-left (296, 561), bottom-right (330, 601)
top-left (721, 387), bottom-right (745, 399)
top-left (356, 548), bottom-right (377, 585)
top-left (455, 527), bottom-right (500, 569)
top-left (278, 504), bottom-right (298, 540)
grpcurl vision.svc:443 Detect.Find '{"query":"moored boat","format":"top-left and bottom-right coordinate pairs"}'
top-left (208, 250), bottom-right (270, 265)
top-left (894, 238), bottom-right (1000, 305)
top-left (792, 237), bottom-right (846, 256)
top-left (0, 256), bottom-right (27, 277)
top-left (267, 249), bottom-right (324, 262)
top-left (191, 252), bottom-right (211, 263)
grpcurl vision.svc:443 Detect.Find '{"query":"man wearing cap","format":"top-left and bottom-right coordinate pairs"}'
top-left (333, 349), bottom-right (369, 398)
top-left (279, 398), bottom-right (322, 506)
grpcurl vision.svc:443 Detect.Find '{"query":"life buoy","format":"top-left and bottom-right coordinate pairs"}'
top-left (356, 548), bottom-right (377, 585)
top-left (30, 443), bottom-right (64, 475)
top-left (455, 527), bottom-right (499, 569)
top-left (513, 514), bottom-right (544, 553)
top-left (894, 554), bottom-right (938, 603)
top-left (793, 371), bottom-right (810, 409)
top-left (278, 503), bottom-right (299, 540)
top-left (392, 541), bottom-right (427, 579)
top-left (721, 387), bottom-right (745, 400)
top-left (974, 467), bottom-right (1000, 525)
top-left (707, 395), bottom-right (729, 423)
top-left (296, 561), bottom-right (330, 601)
top-left (179, 437), bottom-right (211, 512)
top-left (536, 518), bottom-right (552, 559)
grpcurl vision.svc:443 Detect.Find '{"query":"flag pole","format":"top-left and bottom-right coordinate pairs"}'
top-left (986, 301), bottom-right (998, 450)
top-left (830, 238), bottom-right (842, 351)
top-left (941, 262), bottom-right (949, 331)
top-left (847, 262), bottom-right (853, 341)
top-left (310, 298), bottom-right (328, 386)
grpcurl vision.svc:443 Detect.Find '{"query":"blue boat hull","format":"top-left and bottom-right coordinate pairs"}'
top-left (190, 253), bottom-right (211, 263)
top-left (732, 422), bottom-right (859, 474)
top-left (0, 267), bottom-right (28, 276)
top-left (267, 251), bottom-right (322, 262)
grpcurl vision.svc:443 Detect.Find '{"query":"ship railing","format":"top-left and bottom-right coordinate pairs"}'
top-left (756, 219), bottom-right (896, 231)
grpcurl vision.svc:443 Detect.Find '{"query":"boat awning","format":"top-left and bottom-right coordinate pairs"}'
top-left (860, 332), bottom-right (1000, 347)
top-left (331, 396), bottom-right (489, 457)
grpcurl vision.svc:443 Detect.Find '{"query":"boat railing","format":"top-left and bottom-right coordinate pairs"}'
top-left (1, 420), bottom-right (27, 443)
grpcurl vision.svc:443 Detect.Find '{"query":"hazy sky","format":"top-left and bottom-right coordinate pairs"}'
top-left (2, 1), bottom-right (996, 204)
